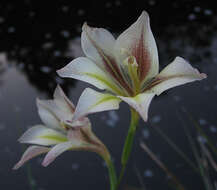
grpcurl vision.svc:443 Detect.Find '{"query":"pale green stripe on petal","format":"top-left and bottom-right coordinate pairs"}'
top-left (73, 88), bottom-right (122, 120)
top-left (57, 57), bottom-right (123, 95)
top-left (84, 73), bottom-right (125, 96)
top-left (39, 135), bottom-right (67, 143)
top-left (19, 125), bottom-right (67, 146)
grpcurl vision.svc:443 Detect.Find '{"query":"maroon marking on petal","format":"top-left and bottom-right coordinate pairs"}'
top-left (63, 97), bottom-right (75, 112)
top-left (143, 74), bottom-right (189, 92)
top-left (101, 55), bottom-right (134, 95)
top-left (85, 30), bottom-right (133, 95)
top-left (143, 77), bottom-right (163, 92)
top-left (132, 29), bottom-right (151, 82)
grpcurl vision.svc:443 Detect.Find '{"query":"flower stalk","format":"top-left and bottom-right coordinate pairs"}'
top-left (117, 109), bottom-right (140, 188)
top-left (105, 158), bottom-right (118, 190)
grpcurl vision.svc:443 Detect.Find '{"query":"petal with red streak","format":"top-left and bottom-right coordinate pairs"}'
top-left (115, 11), bottom-right (159, 82)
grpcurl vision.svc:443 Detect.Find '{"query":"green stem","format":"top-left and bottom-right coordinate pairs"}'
top-left (105, 159), bottom-right (118, 190)
top-left (117, 108), bottom-right (140, 188)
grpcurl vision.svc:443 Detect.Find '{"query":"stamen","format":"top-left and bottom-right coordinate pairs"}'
top-left (60, 121), bottom-right (70, 131)
top-left (124, 56), bottom-right (140, 95)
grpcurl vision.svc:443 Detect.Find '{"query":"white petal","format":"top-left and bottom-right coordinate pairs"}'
top-left (13, 146), bottom-right (49, 170)
top-left (42, 141), bottom-right (79, 167)
top-left (37, 86), bottom-right (75, 129)
top-left (81, 23), bottom-right (115, 66)
top-left (81, 23), bottom-right (132, 95)
top-left (57, 57), bottom-right (123, 95)
top-left (19, 125), bottom-right (67, 146)
top-left (53, 85), bottom-right (75, 113)
top-left (150, 57), bottom-right (207, 95)
top-left (37, 99), bottom-right (62, 130)
top-left (73, 88), bottom-right (121, 120)
top-left (118, 92), bottom-right (155, 122)
top-left (115, 11), bottom-right (159, 82)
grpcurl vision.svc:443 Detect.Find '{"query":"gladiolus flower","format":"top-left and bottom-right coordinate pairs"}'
top-left (57, 11), bottom-right (206, 122)
top-left (13, 86), bottom-right (110, 169)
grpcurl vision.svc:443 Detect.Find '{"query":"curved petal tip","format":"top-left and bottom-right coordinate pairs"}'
top-left (82, 22), bottom-right (89, 31)
top-left (200, 73), bottom-right (207, 79)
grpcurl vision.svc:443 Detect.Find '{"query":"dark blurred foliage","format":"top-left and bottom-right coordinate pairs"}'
top-left (0, 0), bottom-right (216, 95)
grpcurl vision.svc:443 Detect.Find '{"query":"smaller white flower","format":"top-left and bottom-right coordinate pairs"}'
top-left (13, 85), bottom-right (109, 169)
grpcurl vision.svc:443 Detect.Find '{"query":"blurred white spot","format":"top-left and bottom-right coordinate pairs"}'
top-left (149, 0), bottom-right (155, 6)
top-left (42, 42), bottom-right (53, 49)
top-left (54, 50), bottom-right (61, 57)
top-left (8, 26), bottom-right (16, 33)
top-left (29, 11), bottom-right (35, 17)
top-left (197, 136), bottom-right (207, 144)
top-left (188, 13), bottom-right (196, 20)
top-left (77, 9), bottom-right (85, 16)
top-left (204, 9), bottom-right (212, 15)
top-left (142, 129), bottom-right (150, 139)
top-left (66, 37), bottom-right (83, 58)
top-left (72, 163), bottom-right (80, 170)
top-left (45, 33), bottom-right (51, 39)
top-left (62, 5), bottom-right (69, 12)
top-left (106, 111), bottom-right (119, 127)
top-left (0, 123), bottom-right (5, 131)
top-left (19, 48), bottom-right (28, 56)
top-left (194, 6), bottom-right (201, 12)
top-left (40, 66), bottom-right (51, 73)
top-left (115, 0), bottom-right (121, 6)
top-left (0, 17), bottom-right (5, 24)
top-left (105, 2), bottom-right (112, 8)
top-left (173, 95), bottom-right (181, 102)
top-left (61, 30), bottom-right (70, 38)
top-left (209, 125), bottom-right (217, 133)
top-left (151, 115), bottom-right (161, 123)
top-left (144, 169), bottom-right (154, 177)
top-left (199, 118), bottom-right (207, 125)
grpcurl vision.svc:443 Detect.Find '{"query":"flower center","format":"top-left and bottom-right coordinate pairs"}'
top-left (123, 56), bottom-right (141, 96)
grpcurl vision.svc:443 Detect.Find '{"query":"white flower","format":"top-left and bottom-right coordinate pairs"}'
top-left (57, 11), bottom-right (206, 122)
top-left (13, 86), bottom-right (109, 169)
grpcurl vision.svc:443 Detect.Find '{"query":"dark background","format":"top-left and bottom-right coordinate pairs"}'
top-left (0, 0), bottom-right (216, 190)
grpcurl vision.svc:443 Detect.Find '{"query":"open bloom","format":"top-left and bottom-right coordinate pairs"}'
top-left (57, 11), bottom-right (206, 122)
top-left (13, 86), bottom-right (110, 169)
